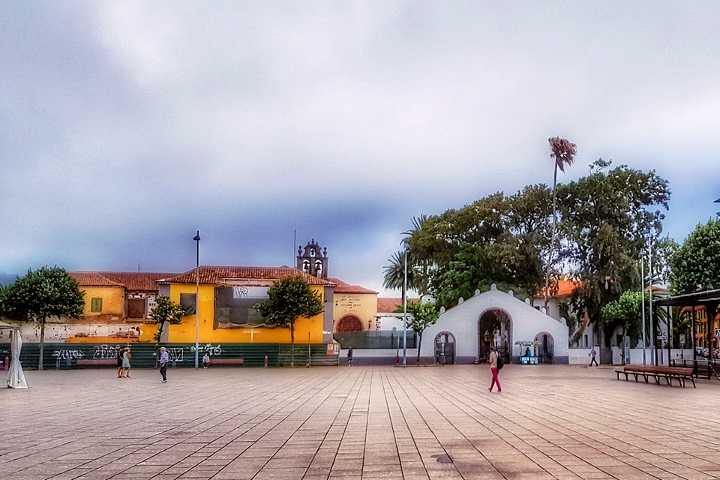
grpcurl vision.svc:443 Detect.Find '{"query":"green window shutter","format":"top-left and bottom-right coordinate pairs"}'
top-left (91, 297), bottom-right (103, 313)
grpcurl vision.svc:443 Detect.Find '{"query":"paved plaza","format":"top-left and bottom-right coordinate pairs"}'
top-left (2, 365), bottom-right (720, 480)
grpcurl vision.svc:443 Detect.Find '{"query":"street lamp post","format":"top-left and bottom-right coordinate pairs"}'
top-left (640, 255), bottom-right (646, 366)
top-left (402, 250), bottom-right (407, 367)
top-left (193, 230), bottom-right (201, 369)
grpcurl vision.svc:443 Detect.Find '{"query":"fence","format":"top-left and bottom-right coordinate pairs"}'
top-left (3, 342), bottom-right (338, 369)
top-left (334, 330), bottom-right (417, 350)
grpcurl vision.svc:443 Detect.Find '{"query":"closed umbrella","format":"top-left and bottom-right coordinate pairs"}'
top-left (0, 322), bottom-right (28, 389)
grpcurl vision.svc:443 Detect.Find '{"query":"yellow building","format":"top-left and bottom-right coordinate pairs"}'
top-left (328, 277), bottom-right (378, 332)
top-left (161, 266), bottom-right (335, 345)
top-left (69, 272), bottom-right (126, 320)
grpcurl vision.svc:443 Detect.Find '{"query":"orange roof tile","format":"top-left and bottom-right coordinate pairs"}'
top-left (101, 272), bottom-right (177, 291)
top-left (69, 272), bottom-right (125, 287)
top-left (162, 266), bottom-right (335, 286)
top-left (327, 277), bottom-right (377, 294)
top-left (377, 297), bottom-right (418, 313)
top-left (69, 271), bottom-right (177, 291)
top-left (537, 279), bottom-right (581, 299)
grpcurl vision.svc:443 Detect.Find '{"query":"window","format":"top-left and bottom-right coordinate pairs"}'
top-left (584, 335), bottom-right (588, 348)
top-left (180, 293), bottom-right (197, 315)
top-left (302, 260), bottom-right (310, 273)
top-left (91, 297), bottom-right (103, 313)
top-left (310, 248), bottom-right (315, 257)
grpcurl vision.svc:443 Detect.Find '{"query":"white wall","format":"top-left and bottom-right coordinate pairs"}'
top-left (420, 286), bottom-right (569, 362)
top-left (569, 348), bottom-right (592, 364)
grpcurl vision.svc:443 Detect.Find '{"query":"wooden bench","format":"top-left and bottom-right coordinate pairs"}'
top-left (209, 358), bottom-right (244, 367)
top-left (615, 366), bottom-right (695, 388)
top-left (76, 359), bottom-right (117, 368)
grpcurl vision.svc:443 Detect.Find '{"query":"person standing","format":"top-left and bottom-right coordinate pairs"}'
top-left (589, 347), bottom-right (599, 367)
top-left (116, 347), bottom-right (124, 378)
top-left (347, 347), bottom-right (353, 367)
top-left (122, 347), bottom-right (132, 378)
top-left (159, 347), bottom-right (169, 383)
top-left (202, 352), bottom-right (210, 368)
top-left (488, 347), bottom-right (502, 393)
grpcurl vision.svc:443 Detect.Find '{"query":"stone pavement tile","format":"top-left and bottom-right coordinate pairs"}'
top-left (4, 367), bottom-right (720, 480)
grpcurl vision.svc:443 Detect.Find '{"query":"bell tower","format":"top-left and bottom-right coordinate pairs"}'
top-left (297, 239), bottom-right (328, 279)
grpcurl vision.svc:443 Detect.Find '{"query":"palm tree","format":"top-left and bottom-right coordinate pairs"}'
top-left (544, 137), bottom-right (576, 305)
top-left (383, 250), bottom-right (413, 302)
top-left (401, 215), bottom-right (429, 246)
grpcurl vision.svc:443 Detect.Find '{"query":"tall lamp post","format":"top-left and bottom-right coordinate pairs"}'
top-left (193, 230), bottom-right (201, 369)
top-left (402, 250), bottom-right (408, 367)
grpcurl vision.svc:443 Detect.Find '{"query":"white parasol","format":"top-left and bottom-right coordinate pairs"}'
top-left (0, 321), bottom-right (28, 389)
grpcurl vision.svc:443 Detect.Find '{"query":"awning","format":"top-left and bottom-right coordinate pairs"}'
top-left (653, 289), bottom-right (720, 307)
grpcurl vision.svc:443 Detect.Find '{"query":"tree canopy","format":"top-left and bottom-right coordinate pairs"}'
top-left (0, 266), bottom-right (84, 369)
top-left (669, 218), bottom-right (720, 294)
top-left (150, 296), bottom-right (185, 344)
top-left (600, 290), bottom-right (643, 347)
top-left (255, 276), bottom-right (324, 366)
top-left (406, 301), bottom-right (440, 362)
top-left (393, 160), bottom-right (671, 332)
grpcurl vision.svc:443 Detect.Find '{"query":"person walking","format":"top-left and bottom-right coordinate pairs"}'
top-left (347, 347), bottom-right (353, 367)
top-left (589, 347), bottom-right (599, 367)
top-left (121, 347), bottom-right (132, 378)
top-left (116, 347), bottom-right (124, 378)
top-left (488, 347), bottom-right (502, 393)
top-left (159, 347), bottom-right (169, 383)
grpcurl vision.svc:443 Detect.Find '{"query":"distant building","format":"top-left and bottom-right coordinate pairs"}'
top-left (158, 266), bottom-right (334, 344)
top-left (69, 271), bottom-right (175, 322)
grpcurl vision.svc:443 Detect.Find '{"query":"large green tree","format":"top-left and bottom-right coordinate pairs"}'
top-left (400, 185), bottom-right (554, 308)
top-left (396, 159), bottom-right (671, 344)
top-left (600, 290), bottom-right (643, 362)
top-left (558, 160), bottom-right (670, 332)
top-left (150, 296), bottom-right (185, 344)
top-left (405, 301), bottom-right (440, 362)
top-left (669, 218), bottom-right (720, 293)
top-left (0, 267), bottom-right (84, 369)
top-left (255, 276), bottom-right (324, 367)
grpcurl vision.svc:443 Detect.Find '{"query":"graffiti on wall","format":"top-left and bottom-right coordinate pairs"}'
top-left (92, 344), bottom-right (121, 360)
top-left (52, 349), bottom-right (85, 360)
top-left (168, 347), bottom-right (184, 362)
top-left (191, 343), bottom-right (223, 356)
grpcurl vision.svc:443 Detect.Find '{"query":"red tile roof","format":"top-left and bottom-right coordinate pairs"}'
top-left (377, 297), bottom-right (418, 313)
top-left (536, 279), bottom-right (581, 299)
top-left (101, 272), bottom-right (177, 291)
top-left (69, 272), bottom-right (177, 291)
top-left (69, 272), bottom-right (125, 287)
top-left (162, 266), bottom-right (335, 286)
top-left (327, 277), bottom-right (377, 294)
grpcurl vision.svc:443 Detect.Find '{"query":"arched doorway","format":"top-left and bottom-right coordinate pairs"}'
top-left (336, 315), bottom-right (363, 332)
top-left (478, 309), bottom-right (512, 363)
top-left (534, 332), bottom-right (554, 361)
top-left (434, 331), bottom-right (456, 365)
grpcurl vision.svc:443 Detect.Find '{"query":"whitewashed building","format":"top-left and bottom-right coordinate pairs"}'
top-left (420, 284), bottom-right (569, 363)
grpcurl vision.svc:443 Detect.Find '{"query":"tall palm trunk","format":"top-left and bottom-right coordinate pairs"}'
top-left (544, 162), bottom-right (559, 308)
top-left (38, 315), bottom-right (46, 370)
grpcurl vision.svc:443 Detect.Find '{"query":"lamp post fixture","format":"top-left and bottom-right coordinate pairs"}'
top-left (193, 230), bottom-right (201, 369)
top-left (402, 249), bottom-right (408, 367)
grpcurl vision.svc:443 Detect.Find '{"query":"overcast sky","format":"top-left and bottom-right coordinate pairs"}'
top-left (2, 1), bottom-right (719, 293)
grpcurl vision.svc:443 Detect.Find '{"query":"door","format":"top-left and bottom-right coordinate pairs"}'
top-left (127, 298), bottom-right (146, 319)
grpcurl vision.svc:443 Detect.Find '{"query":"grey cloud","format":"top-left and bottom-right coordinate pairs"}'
top-left (2, 1), bottom-right (719, 293)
